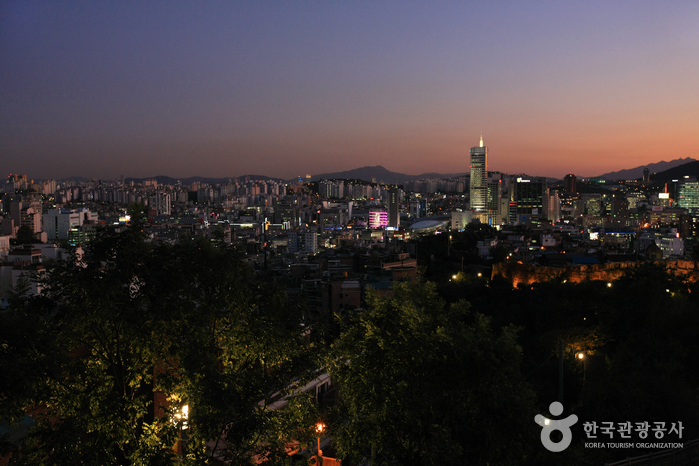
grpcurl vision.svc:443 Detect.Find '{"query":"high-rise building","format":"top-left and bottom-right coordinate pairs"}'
top-left (369, 209), bottom-right (388, 229)
top-left (42, 208), bottom-right (98, 240)
top-left (469, 134), bottom-right (488, 214)
top-left (507, 177), bottom-right (547, 225)
top-left (547, 190), bottom-right (561, 223)
top-left (451, 211), bottom-right (472, 231)
top-left (677, 179), bottom-right (699, 216)
top-left (582, 193), bottom-right (602, 217)
top-left (564, 174), bottom-right (577, 194)
top-left (388, 187), bottom-right (400, 228)
top-left (149, 192), bottom-right (171, 216)
top-left (486, 175), bottom-right (502, 226)
top-left (287, 229), bottom-right (318, 254)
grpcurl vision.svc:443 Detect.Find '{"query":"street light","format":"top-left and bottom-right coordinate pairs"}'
top-left (559, 340), bottom-right (563, 404)
top-left (315, 422), bottom-right (325, 457)
top-left (577, 352), bottom-right (587, 385)
top-left (173, 404), bottom-right (189, 430)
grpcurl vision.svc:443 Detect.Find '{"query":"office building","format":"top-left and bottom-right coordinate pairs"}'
top-left (677, 179), bottom-right (699, 216)
top-left (486, 176), bottom-right (502, 225)
top-left (507, 177), bottom-right (547, 225)
top-left (451, 211), bottom-right (472, 231)
top-left (388, 187), bottom-right (400, 228)
top-left (369, 209), bottom-right (388, 229)
top-left (42, 208), bottom-right (99, 241)
top-left (469, 134), bottom-right (488, 214)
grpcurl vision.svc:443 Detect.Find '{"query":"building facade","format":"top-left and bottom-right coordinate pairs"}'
top-left (469, 135), bottom-right (488, 215)
top-left (677, 179), bottom-right (699, 216)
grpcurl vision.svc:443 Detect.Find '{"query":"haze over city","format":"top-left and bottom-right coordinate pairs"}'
top-left (3, 1), bottom-right (699, 180)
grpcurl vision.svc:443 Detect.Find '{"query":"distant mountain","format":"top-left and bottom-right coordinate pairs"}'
top-left (57, 176), bottom-right (92, 183)
top-left (311, 165), bottom-right (466, 184)
top-left (125, 175), bottom-right (283, 186)
top-left (596, 157), bottom-right (696, 180)
top-left (644, 160), bottom-right (699, 183)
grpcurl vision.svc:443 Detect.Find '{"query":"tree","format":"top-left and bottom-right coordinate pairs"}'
top-left (12, 225), bottom-right (36, 245)
top-left (0, 223), bottom-right (318, 465)
top-left (692, 242), bottom-right (699, 261)
top-left (489, 243), bottom-right (509, 264)
top-left (326, 282), bottom-right (537, 465)
top-left (466, 264), bottom-right (699, 464)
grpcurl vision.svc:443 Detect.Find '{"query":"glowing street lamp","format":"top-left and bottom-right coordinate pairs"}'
top-left (315, 422), bottom-right (325, 456)
top-left (173, 404), bottom-right (189, 430)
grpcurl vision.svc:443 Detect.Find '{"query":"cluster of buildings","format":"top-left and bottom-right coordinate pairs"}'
top-left (465, 135), bottom-right (560, 227)
top-left (3, 145), bottom-right (699, 463)
top-left (461, 136), bottom-right (698, 262)
top-left (3, 137), bottom-right (699, 298)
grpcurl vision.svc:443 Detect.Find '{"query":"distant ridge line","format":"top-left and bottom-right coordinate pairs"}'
top-left (594, 157), bottom-right (696, 180)
top-left (48, 157), bottom-right (699, 185)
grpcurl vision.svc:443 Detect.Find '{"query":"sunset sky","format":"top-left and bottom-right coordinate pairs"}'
top-left (2, 1), bottom-right (699, 180)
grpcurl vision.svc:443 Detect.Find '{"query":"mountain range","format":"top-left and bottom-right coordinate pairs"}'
top-left (122, 175), bottom-right (283, 185)
top-left (55, 157), bottom-right (698, 186)
top-left (595, 158), bottom-right (696, 180)
top-left (644, 160), bottom-right (699, 183)
top-left (309, 166), bottom-right (466, 184)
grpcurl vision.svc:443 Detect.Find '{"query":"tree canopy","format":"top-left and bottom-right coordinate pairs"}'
top-left (0, 222), bottom-right (318, 465)
top-left (326, 282), bottom-right (537, 465)
top-left (3, 215), bottom-right (698, 465)
top-left (12, 225), bottom-right (36, 245)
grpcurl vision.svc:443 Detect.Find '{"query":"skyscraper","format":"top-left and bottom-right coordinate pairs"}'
top-left (388, 186), bottom-right (400, 228)
top-left (469, 134), bottom-right (488, 214)
top-left (677, 178), bottom-right (699, 216)
top-left (564, 174), bottom-right (577, 194)
top-left (507, 177), bottom-right (547, 225)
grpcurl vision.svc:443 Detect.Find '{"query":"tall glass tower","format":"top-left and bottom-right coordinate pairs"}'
top-left (677, 179), bottom-right (699, 215)
top-left (469, 134), bottom-right (488, 212)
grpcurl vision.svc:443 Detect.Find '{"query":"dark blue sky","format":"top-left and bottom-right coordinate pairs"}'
top-left (2, 1), bottom-right (698, 180)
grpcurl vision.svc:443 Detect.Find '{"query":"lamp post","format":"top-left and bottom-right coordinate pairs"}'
top-left (577, 352), bottom-right (587, 408)
top-left (315, 422), bottom-right (325, 457)
top-left (558, 339), bottom-right (563, 404)
top-left (577, 352), bottom-right (586, 383)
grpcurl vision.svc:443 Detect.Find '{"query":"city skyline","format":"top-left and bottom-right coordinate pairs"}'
top-left (3, 2), bottom-right (699, 180)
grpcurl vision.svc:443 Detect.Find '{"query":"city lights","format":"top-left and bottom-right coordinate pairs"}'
top-left (3, 4), bottom-right (697, 464)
